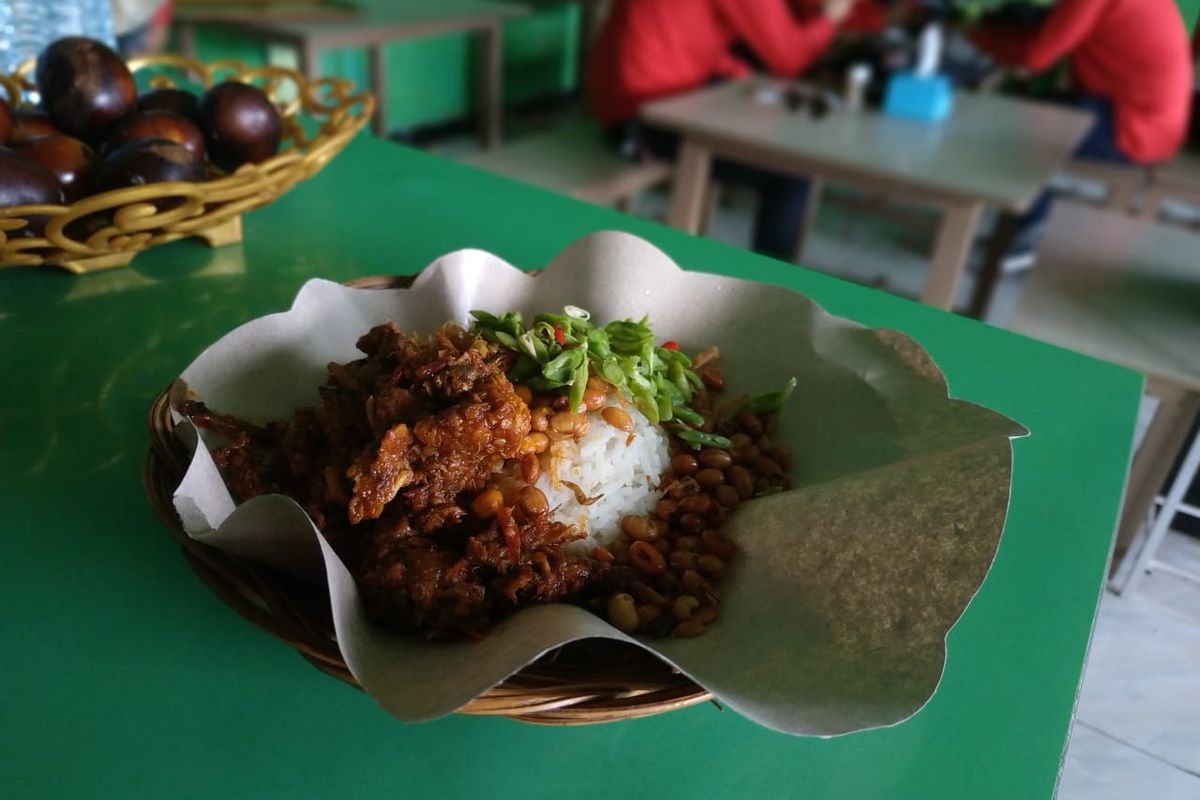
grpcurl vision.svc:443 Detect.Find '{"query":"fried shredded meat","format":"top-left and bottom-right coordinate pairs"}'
top-left (183, 322), bottom-right (604, 639)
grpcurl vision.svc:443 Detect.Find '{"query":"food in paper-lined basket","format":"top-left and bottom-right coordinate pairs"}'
top-left (181, 305), bottom-right (797, 641)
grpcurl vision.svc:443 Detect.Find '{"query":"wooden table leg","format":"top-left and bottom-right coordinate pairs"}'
top-left (966, 210), bottom-right (1020, 320)
top-left (922, 200), bottom-right (984, 310)
top-left (175, 23), bottom-right (198, 59)
top-left (666, 139), bottom-right (713, 235)
top-left (1110, 379), bottom-right (1200, 575)
top-left (297, 38), bottom-right (321, 82)
top-left (368, 44), bottom-right (388, 138)
top-left (576, 0), bottom-right (596, 92)
top-left (477, 22), bottom-right (503, 149)
top-left (791, 177), bottom-right (824, 264)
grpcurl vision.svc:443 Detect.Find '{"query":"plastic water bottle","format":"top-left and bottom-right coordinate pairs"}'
top-left (0, 0), bottom-right (46, 74)
top-left (0, 0), bottom-right (117, 74)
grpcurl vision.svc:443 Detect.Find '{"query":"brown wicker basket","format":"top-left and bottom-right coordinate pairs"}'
top-left (1, 54), bottom-right (373, 274)
top-left (142, 274), bottom-right (713, 725)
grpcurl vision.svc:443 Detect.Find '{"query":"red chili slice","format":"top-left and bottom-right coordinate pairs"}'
top-left (553, 326), bottom-right (565, 345)
top-left (662, 340), bottom-right (679, 351)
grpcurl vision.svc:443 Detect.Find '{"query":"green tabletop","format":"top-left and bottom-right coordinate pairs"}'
top-left (0, 136), bottom-right (1140, 799)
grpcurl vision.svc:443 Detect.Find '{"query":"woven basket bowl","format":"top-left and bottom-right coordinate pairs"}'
top-left (142, 274), bottom-right (712, 725)
top-left (1, 54), bottom-right (373, 274)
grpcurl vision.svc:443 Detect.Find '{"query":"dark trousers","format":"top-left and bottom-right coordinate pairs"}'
top-left (608, 121), bottom-right (810, 261)
top-left (1012, 94), bottom-right (1136, 253)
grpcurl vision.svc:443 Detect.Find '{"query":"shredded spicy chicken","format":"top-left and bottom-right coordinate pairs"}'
top-left (184, 322), bottom-right (603, 639)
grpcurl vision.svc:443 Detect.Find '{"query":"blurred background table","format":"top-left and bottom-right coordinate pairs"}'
top-left (174, 0), bottom-right (530, 145)
top-left (0, 135), bottom-right (1140, 798)
top-left (643, 79), bottom-right (1094, 312)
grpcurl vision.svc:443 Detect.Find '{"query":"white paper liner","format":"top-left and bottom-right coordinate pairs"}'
top-left (172, 231), bottom-right (1025, 736)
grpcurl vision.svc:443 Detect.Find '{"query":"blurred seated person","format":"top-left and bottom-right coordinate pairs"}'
top-left (968, 0), bottom-right (1194, 268)
top-left (586, 0), bottom-right (864, 260)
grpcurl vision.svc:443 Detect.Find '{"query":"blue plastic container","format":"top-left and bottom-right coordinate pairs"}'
top-left (883, 72), bottom-right (954, 122)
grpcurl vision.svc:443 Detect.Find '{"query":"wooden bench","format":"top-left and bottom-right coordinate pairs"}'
top-left (1056, 154), bottom-right (1200, 230)
top-left (1007, 200), bottom-right (1200, 584)
top-left (1144, 154), bottom-right (1200, 229)
top-left (457, 120), bottom-right (671, 210)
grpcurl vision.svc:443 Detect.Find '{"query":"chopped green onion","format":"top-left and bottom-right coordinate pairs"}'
top-left (677, 430), bottom-right (732, 451)
top-left (470, 306), bottom-right (710, 426)
top-left (735, 377), bottom-right (797, 416)
top-left (671, 405), bottom-right (704, 426)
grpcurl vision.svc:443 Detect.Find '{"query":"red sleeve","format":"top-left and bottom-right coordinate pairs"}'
top-left (842, 0), bottom-right (888, 34)
top-left (969, 0), bottom-right (1111, 71)
top-left (714, 0), bottom-right (836, 76)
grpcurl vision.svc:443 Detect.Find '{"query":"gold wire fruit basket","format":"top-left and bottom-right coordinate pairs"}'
top-left (0, 54), bottom-right (374, 274)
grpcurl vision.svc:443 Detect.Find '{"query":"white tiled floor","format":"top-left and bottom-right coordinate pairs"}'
top-left (1059, 532), bottom-right (1200, 798)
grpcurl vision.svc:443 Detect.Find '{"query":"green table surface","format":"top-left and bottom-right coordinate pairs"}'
top-left (0, 136), bottom-right (1140, 799)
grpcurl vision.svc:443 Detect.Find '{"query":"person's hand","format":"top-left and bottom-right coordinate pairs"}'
top-left (822, 0), bottom-right (855, 24)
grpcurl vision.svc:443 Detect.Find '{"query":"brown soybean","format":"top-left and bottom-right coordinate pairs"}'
top-left (583, 387), bottom-right (608, 411)
top-left (670, 550), bottom-right (700, 570)
top-left (620, 514), bottom-right (657, 541)
top-left (734, 444), bottom-right (760, 465)
top-left (729, 433), bottom-right (753, 450)
top-left (671, 453), bottom-right (699, 476)
top-left (673, 594), bottom-right (700, 620)
top-left (678, 494), bottom-right (712, 515)
top-left (600, 406), bottom-right (633, 433)
top-left (673, 620), bottom-right (706, 638)
top-left (700, 530), bottom-right (737, 559)
top-left (637, 604), bottom-right (662, 627)
top-left (514, 385), bottom-right (533, 405)
top-left (736, 411), bottom-right (763, 436)
top-left (517, 485), bottom-right (549, 516)
top-left (695, 468), bottom-right (725, 489)
top-left (607, 593), bottom-right (638, 633)
top-left (521, 432), bottom-right (550, 454)
top-left (674, 535), bottom-right (699, 552)
top-left (755, 456), bottom-right (783, 477)
top-left (691, 604), bottom-right (719, 624)
top-left (698, 448), bottom-right (733, 470)
top-left (679, 512), bottom-right (706, 532)
top-left (520, 453), bottom-right (541, 483)
top-left (591, 546), bottom-right (615, 563)
top-left (700, 369), bottom-right (725, 390)
top-left (470, 488), bottom-right (504, 518)
top-left (551, 411), bottom-right (580, 434)
top-left (630, 541), bottom-right (667, 576)
top-left (654, 498), bottom-right (677, 520)
top-left (729, 466), bottom-right (755, 499)
top-left (713, 484), bottom-right (740, 509)
top-left (697, 554), bottom-right (726, 579)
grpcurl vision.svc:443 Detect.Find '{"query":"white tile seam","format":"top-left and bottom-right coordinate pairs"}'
top-left (1074, 720), bottom-right (1200, 779)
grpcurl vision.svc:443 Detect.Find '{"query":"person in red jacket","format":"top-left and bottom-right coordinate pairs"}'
top-left (586, 0), bottom-right (858, 260)
top-left (968, 0), bottom-right (1194, 267)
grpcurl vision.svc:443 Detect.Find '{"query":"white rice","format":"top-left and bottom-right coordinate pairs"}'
top-left (537, 397), bottom-right (670, 552)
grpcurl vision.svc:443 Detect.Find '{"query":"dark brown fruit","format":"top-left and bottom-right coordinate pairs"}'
top-left (106, 111), bottom-right (206, 161)
top-left (0, 147), bottom-right (66, 235)
top-left (137, 88), bottom-right (200, 121)
top-left (199, 81), bottom-right (281, 171)
top-left (16, 135), bottom-right (96, 201)
top-left (11, 109), bottom-right (62, 143)
top-left (0, 99), bottom-right (12, 144)
top-left (93, 138), bottom-right (205, 201)
top-left (35, 37), bottom-right (137, 140)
